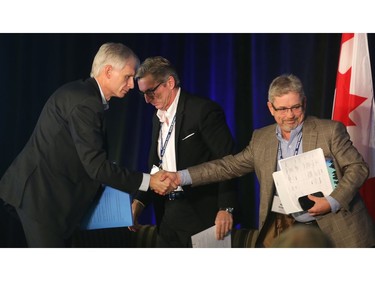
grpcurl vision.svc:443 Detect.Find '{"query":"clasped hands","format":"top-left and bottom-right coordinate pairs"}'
top-left (149, 170), bottom-right (181, 195)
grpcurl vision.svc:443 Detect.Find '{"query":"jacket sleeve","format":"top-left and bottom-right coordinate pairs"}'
top-left (328, 121), bottom-right (369, 209)
top-left (69, 97), bottom-right (143, 193)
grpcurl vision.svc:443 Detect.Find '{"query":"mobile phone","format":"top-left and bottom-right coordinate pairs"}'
top-left (298, 191), bottom-right (324, 211)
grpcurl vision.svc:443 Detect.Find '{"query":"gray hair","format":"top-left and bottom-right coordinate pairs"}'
top-left (135, 56), bottom-right (180, 87)
top-left (90, 42), bottom-right (139, 77)
top-left (268, 74), bottom-right (305, 103)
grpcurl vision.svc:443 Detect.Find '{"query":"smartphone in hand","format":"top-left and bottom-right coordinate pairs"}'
top-left (298, 191), bottom-right (324, 211)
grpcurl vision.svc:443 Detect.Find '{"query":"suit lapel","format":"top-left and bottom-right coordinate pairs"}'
top-left (302, 117), bottom-right (318, 152)
top-left (174, 92), bottom-right (186, 166)
top-left (262, 126), bottom-right (279, 220)
top-left (266, 128), bottom-right (279, 169)
top-left (86, 78), bottom-right (108, 153)
top-left (150, 113), bottom-right (161, 166)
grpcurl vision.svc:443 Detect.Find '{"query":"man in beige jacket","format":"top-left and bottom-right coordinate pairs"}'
top-left (164, 74), bottom-right (375, 247)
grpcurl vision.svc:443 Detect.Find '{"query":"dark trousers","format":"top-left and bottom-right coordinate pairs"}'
top-left (16, 207), bottom-right (70, 247)
top-left (156, 198), bottom-right (207, 248)
top-left (0, 199), bottom-right (27, 247)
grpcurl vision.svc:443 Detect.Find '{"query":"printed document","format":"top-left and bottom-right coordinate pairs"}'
top-left (80, 186), bottom-right (133, 230)
top-left (272, 148), bottom-right (334, 214)
top-left (191, 225), bottom-right (231, 248)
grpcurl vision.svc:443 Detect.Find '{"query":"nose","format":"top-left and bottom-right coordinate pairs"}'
top-left (128, 78), bottom-right (135, 89)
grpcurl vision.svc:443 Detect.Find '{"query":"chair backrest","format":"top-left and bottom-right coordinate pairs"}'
top-left (231, 228), bottom-right (259, 248)
top-left (72, 225), bottom-right (259, 248)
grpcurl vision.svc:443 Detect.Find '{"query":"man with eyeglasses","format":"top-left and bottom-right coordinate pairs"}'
top-left (128, 56), bottom-right (238, 247)
top-left (162, 74), bottom-right (375, 248)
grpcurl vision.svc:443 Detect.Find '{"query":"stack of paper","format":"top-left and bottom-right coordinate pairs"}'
top-left (272, 148), bottom-right (335, 214)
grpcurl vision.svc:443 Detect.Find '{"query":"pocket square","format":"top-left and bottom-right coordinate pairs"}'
top-left (182, 132), bottom-right (195, 140)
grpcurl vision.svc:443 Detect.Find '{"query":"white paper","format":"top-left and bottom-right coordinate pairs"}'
top-left (191, 225), bottom-right (231, 248)
top-left (272, 148), bottom-right (334, 214)
top-left (273, 171), bottom-right (303, 213)
top-left (271, 194), bottom-right (287, 214)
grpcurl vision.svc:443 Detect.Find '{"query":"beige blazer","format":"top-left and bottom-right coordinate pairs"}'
top-left (188, 116), bottom-right (375, 247)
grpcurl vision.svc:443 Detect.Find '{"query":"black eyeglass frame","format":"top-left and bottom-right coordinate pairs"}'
top-left (270, 103), bottom-right (304, 114)
top-left (139, 82), bottom-right (163, 98)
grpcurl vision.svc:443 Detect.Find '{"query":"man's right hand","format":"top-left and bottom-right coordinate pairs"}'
top-left (160, 171), bottom-right (181, 186)
top-left (149, 170), bottom-right (177, 195)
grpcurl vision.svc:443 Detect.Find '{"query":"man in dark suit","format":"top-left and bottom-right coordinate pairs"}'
top-left (128, 56), bottom-right (238, 247)
top-left (0, 43), bottom-right (174, 247)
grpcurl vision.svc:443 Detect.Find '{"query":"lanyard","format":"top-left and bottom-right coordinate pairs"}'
top-left (159, 114), bottom-right (176, 168)
top-left (278, 130), bottom-right (303, 160)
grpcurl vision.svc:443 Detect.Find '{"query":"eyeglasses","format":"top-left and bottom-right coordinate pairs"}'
top-left (271, 103), bottom-right (303, 114)
top-left (140, 82), bottom-right (163, 98)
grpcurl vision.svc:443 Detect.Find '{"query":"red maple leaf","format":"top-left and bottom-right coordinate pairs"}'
top-left (333, 68), bottom-right (367, 126)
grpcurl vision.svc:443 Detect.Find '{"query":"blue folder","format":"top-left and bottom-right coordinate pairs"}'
top-left (81, 186), bottom-right (133, 230)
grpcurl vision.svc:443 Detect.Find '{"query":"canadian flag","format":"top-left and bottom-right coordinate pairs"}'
top-left (332, 33), bottom-right (375, 221)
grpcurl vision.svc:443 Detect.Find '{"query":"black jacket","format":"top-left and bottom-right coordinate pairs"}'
top-left (136, 91), bottom-right (237, 230)
top-left (0, 78), bottom-right (143, 238)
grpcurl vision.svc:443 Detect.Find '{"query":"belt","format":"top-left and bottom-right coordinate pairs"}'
top-left (167, 191), bottom-right (185, 200)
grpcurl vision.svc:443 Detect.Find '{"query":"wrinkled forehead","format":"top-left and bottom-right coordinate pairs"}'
top-left (137, 74), bottom-right (156, 90)
top-left (272, 92), bottom-right (303, 106)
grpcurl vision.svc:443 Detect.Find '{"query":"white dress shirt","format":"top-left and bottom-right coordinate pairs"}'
top-left (157, 88), bottom-right (182, 191)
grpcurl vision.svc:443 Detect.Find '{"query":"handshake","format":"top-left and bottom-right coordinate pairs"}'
top-left (149, 170), bottom-right (181, 195)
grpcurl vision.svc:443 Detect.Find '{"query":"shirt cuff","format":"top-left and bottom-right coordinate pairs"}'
top-left (139, 173), bottom-right (150, 191)
top-left (178, 169), bottom-right (192, 186)
top-left (327, 195), bottom-right (340, 213)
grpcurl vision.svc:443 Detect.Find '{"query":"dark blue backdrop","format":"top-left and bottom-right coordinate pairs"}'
top-left (1, 34), bottom-right (374, 241)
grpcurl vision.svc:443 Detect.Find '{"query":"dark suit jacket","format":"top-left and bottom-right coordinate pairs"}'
top-left (136, 91), bottom-right (237, 230)
top-left (0, 78), bottom-right (143, 238)
top-left (188, 116), bottom-right (375, 247)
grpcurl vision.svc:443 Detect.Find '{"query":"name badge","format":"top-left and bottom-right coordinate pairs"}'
top-left (150, 165), bottom-right (160, 175)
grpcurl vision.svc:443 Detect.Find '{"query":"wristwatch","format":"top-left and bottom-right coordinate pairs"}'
top-left (219, 207), bottom-right (234, 214)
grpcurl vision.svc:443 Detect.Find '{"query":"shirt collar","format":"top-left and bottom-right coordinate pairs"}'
top-left (94, 78), bottom-right (109, 110)
top-left (157, 87), bottom-right (181, 122)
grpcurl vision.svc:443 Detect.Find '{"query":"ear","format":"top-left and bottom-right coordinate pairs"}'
top-left (267, 101), bottom-right (275, 116)
top-left (104, 65), bottom-right (112, 78)
top-left (166, 75), bottom-right (175, 89)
